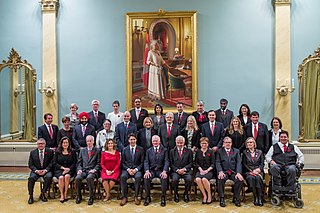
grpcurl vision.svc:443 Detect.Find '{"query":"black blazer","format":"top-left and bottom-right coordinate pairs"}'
top-left (242, 149), bottom-right (264, 175)
top-left (225, 129), bottom-right (246, 152)
top-left (201, 121), bottom-right (225, 148)
top-left (77, 147), bottom-right (101, 173)
top-left (237, 115), bottom-right (251, 127)
top-left (215, 109), bottom-right (234, 129)
top-left (129, 108), bottom-right (149, 130)
top-left (150, 115), bottom-right (166, 131)
top-left (268, 129), bottom-right (285, 150)
top-left (121, 145), bottom-right (145, 172)
top-left (191, 111), bottom-right (208, 131)
top-left (88, 111), bottom-right (106, 132)
top-left (72, 124), bottom-right (96, 150)
top-left (215, 147), bottom-right (242, 174)
top-left (244, 122), bottom-right (269, 154)
top-left (115, 122), bottom-right (137, 152)
top-left (144, 146), bottom-right (169, 172)
top-left (181, 129), bottom-right (201, 148)
top-left (194, 149), bottom-right (215, 170)
top-left (28, 148), bottom-right (54, 172)
top-left (137, 127), bottom-right (157, 152)
top-left (169, 147), bottom-right (193, 173)
top-left (53, 150), bottom-right (77, 173)
top-left (38, 124), bottom-right (59, 148)
top-left (158, 124), bottom-right (181, 150)
top-left (173, 112), bottom-right (189, 131)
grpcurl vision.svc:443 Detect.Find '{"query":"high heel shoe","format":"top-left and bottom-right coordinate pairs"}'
top-left (60, 198), bottom-right (64, 203)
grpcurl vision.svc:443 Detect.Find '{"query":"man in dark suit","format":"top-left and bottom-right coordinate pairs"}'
top-left (120, 133), bottom-right (144, 206)
top-left (73, 112), bottom-right (96, 150)
top-left (201, 110), bottom-right (225, 152)
top-left (143, 135), bottom-right (169, 207)
top-left (88, 99), bottom-right (106, 132)
top-left (174, 102), bottom-right (189, 131)
top-left (158, 112), bottom-right (181, 151)
top-left (38, 113), bottom-right (59, 149)
top-left (192, 100), bottom-right (209, 131)
top-left (115, 111), bottom-right (137, 152)
top-left (129, 97), bottom-right (149, 130)
top-left (244, 111), bottom-right (269, 154)
top-left (170, 136), bottom-right (193, 203)
top-left (216, 136), bottom-right (244, 207)
top-left (75, 135), bottom-right (101, 205)
top-left (27, 138), bottom-right (54, 204)
top-left (215, 98), bottom-right (234, 130)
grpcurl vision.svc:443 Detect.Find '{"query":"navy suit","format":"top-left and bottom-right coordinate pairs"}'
top-left (215, 109), bottom-right (234, 129)
top-left (244, 122), bottom-right (269, 154)
top-left (38, 124), bottom-right (59, 148)
top-left (120, 145), bottom-right (144, 198)
top-left (72, 124), bottom-right (96, 150)
top-left (173, 112), bottom-right (189, 131)
top-left (129, 108), bottom-right (149, 130)
top-left (115, 122), bottom-right (137, 152)
top-left (158, 124), bottom-right (181, 150)
top-left (201, 121), bottom-right (225, 149)
top-left (144, 146), bottom-right (169, 197)
top-left (88, 111), bottom-right (106, 132)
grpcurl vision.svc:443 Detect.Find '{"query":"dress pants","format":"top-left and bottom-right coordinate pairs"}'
top-left (270, 164), bottom-right (296, 189)
top-left (217, 173), bottom-right (243, 199)
top-left (28, 171), bottom-right (53, 195)
top-left (120, 170), bottom-right (142, 198)
top-left (171, 172), bottom-right (192, 195)
top-left (144, 170), bottom-right (168, 197)
top-left (75, 172), bottom-right (98, 198)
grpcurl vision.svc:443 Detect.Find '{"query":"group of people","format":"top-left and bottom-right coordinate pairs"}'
top-left (27, 97), bottom-right (304, 208)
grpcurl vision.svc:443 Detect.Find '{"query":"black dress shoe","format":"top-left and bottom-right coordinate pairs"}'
top-left (160, 197), bottom-right (166, 207)
top-left (220, 198), bottom-right (226, 207)
top-left (184, 194), bottom-right (190, 203)
top-left (40, 193), bottom-right (48, 202)
top-left (28, 196), bottom-right (34, 204)
top-left (174, 194), bottom-right (179, 203)
top-left (144, 196), bottom-right (151, 206)
top-left (88, 197), bottom-right (94, 205)
top-left (234, 198), bottom-right (241, 207)
top-left (76, 196), bottom-right (82, 204)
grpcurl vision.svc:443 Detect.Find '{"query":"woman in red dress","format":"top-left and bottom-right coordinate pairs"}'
top-left (101, 139), bottom-right (120, 201)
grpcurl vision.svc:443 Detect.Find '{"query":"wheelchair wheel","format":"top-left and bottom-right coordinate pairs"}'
top-left (297, 183), bottom-right (302, 199)
top-left (271, 196), bottom-right (281, 206)
top-left (294, 199), bottom-right (304, 208)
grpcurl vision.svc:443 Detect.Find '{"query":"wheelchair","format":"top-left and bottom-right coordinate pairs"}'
top-left (269, 163), bottom-right (304, 208)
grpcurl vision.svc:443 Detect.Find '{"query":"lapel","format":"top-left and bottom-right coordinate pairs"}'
top-left (43, 124), bottom-right (50, 137)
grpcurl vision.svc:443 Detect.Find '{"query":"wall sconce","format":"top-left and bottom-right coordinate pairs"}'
top-left (174, 48), bottom-right (179, 54)
top-left (14, 83), bottom-right (25, 97)
top-left (133, 20), bottom-right (147, 34)
top-left (276, 78), bottom-right (295, 96)
top-left (38, 80), bottom-right (56, 97)
top-left (185, 34), bottom-right (192, 40)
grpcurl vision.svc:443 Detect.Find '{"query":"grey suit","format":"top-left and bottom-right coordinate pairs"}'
top-left (215, 109), bottom-right (234, 129)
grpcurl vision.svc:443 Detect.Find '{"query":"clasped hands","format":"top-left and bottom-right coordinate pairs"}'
top-left (127, 168), bottom-right (137, 176)
top-left (61, 167), bottom-right (70, 175)
top-left (35, 170), bottom-right (47, 176)
top-left (199, 168), bottom-right (209, 175)
top-left (177, 168), bottom-right (186, 175)
top-left (218, 171), bottom-right (244, 181)
top-left (143, 170), bottom-right (167, 179)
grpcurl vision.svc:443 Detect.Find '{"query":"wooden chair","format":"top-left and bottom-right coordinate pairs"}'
top-left (168, 70), bottom-right (186, 99)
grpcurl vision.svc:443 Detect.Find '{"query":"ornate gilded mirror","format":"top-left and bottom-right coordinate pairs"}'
top-left (298, 47), bottom-right (320, 142)
top-left (0, 48), bottom-right (37, 141)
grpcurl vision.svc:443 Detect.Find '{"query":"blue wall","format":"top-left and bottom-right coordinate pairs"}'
top-left (1, 0), bottom-right (319, 139)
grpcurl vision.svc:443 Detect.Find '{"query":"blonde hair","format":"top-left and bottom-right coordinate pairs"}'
top-left (245, 137), bottom-right (256, 149)
top-left (185, 115), bottom-right (199, 131)
top-left (143, 117), bottom-right (154, 127)
top-left (228, 117), bottom-right (243, 135)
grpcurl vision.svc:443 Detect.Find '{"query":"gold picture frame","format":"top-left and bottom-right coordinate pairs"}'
top-left (126, 9), bottom-right (198, 113)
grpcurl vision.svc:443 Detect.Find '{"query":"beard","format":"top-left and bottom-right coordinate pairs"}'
top-left (81, 121), bottom-right (88, 125)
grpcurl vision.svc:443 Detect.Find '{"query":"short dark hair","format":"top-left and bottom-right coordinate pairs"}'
top-left (220, 98), bottom-right (228, 104)
top-left (251, 111), bottom-right (260, 117)
top-left (44, 113), bottom-right (53, 120)
top-left (177, 102), bottom-right (183, 105)
top-left (270, 117), bottom-right (283, 129)
top-left (208, 109), bottom-right (215, 114)
top-left (127, 133), bottom-right (137, 140)
top-left (112, 100), bottom-right (120, 106)
top-left (279, 131), bottom-right (289, 138)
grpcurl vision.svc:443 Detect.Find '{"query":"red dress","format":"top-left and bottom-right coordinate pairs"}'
top-left (101, 151), bottom-right (120, 181)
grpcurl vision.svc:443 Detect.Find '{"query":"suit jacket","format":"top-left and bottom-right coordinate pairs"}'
top-left (121, 145), bottom-right (144, 172)
top-left (215, 147), bottom-right (242, 174)
top-left (28, 148), bottom-right (54, 172)
top-left (244, 122), bottom-right (269, 154)
top-left (169, 147), bottom-right (193, 173)
top-left (158, 123), bottom-right (181, 150)
top-left (72, 124), bottom-right (96, 150)
top-left (201, 121), bottom-right (225, 148)
top-left (150, 114), bottom-right (166, 131)
top-left (77, 147), bottom-right (101, 173)
top-left (181, 129), bottom-right (201, 148)
top-left (129, 108), bottom-right (149, 130)
top-left (173, 112), bottom-right (189, 131)
top-left (88, 111), bottom-right (106, 132)
top-left (137, 127), bottom-right (157, 152)
top-left (237, 115), bottom-right (251, 127)
top-left (144, 146), bottom-right (169, 172)
top-left (192, 111), bottom-right (208, 131)
top-left (115, 122), bottom-right (137, 152)
top-left (38, 124), bottom-right (59, 148)
top-left (194, 149), bottom-right (215, 170)
top-left (242, 149), bottom-right (264, 174)
top-left (215, 109), bottom-right (234, 129)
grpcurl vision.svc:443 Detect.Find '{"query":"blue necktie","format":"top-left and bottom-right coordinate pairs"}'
top-left (131, 148), bottom-right (135, 160)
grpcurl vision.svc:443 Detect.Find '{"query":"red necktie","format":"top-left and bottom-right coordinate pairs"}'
top-left (227, 150), bottom-right (230, 157)
top-left (254, 124), bottom-right (258, 139)
top-left (178, 113), bottom-right (181, 124)
top-left (283, 144), bottom-right (287, 153)
top-left (211, 123), bottom-right (215, 136)
top-left (88, 150), bottom-right (92, 158)
top-left (167, 125), bottom-right (171, 137)
top-left (49, 125), bottom-right (53, 139)
top-left (179, 149), bottom-right (182, 158)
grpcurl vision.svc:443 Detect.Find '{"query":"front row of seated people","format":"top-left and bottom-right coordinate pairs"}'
top-left (27, 131), bottom-right (304, 207)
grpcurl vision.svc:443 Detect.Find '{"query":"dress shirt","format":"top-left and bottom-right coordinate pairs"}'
top-left (252, 122), bottom-right (259, 136)
top-left (271, 129), bottom-right (282, 145)
top-left (265, 142), bottom-right (304, 164)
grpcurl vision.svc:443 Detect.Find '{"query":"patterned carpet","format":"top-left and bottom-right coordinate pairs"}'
top-left (1, 173), bottom-right (320, 213)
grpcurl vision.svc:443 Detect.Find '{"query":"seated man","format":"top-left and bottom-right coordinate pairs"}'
top-left (169, 135), bottom-right (193, 203)
top-left (143, 135), bottom-right (169, 207)
top-left (266, 131), bottom-right (304, 192)
top-left (120, 133), bottom-right (144, 206)
top-left (27, 138), bottom-right (54, 204)
top-left (75, 135), bottom-right (101, 205)
top-left (216, 136), bottom-right (244, 207)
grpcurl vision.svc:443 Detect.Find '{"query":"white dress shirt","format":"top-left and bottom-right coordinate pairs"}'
top-left (266, 142), bottom-right (304, 164)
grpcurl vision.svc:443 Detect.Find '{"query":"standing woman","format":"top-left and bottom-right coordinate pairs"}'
top-left (66, 103), bottom-right (80, 128)
top-left (237, 104), bottom-right (251, 127)
top-left (269, 117), bottom-right (283, 148)
top-left (100, 139), bottom-right (121, 201)
top-left (242, 137), bottom-right (264, 206)
top-left (53, 136), bottom-right (77, 202)
top-left (137, 117), bottom-right (157, 152)
top-left (194, 137), bottom-right (215, 204)
top-left (96, 119), bottom-right (115, 150)
top-left (181, 115), bottom-right (201, 152)
top-left (150, 104), bottom-right (166, 131)
top-left (57, 116), bottom-right (74, 147)
top-left (225, 117), bottom-right (246, 152)
top-left (107, 100), bottom-right (124, 132)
